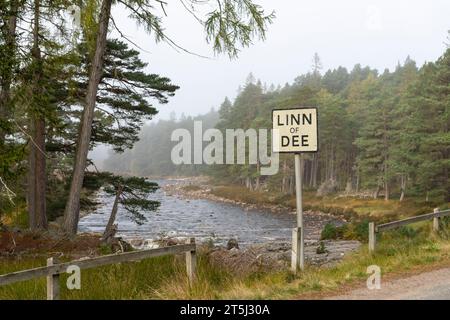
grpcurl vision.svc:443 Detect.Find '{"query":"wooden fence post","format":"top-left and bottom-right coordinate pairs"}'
top-left (185, 238), bottom-right (196, 285)
top-left (291, 227), bottom-right (302, 274)
top-left (433, 208), bottom-right (440, 232)
top-left (369, 222), bottom-right (376, 253)
top-left (46, 257), bottom-right (60, 300)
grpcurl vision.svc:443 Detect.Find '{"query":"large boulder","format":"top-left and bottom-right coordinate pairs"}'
top-left (226, 238), bottom-right (239, 250)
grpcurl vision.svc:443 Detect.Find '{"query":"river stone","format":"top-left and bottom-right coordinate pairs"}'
top-left (209, 240), bottom-right (361, 274)
top-left (227, 238), bottom-right (239, 250)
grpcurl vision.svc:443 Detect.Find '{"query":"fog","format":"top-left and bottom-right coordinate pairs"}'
top-left (90, 0), bottom-right (449, 166)
top-left (111, 0), bottom-right (449, 120)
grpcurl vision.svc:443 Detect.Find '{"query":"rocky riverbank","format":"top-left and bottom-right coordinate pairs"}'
top-left (127, 235), bottom-right (360, 271)
top-left (207, 239), bottom-right (360, 273)
top-left (158, 177), bottom-right (361, 270)
top-left (162, 177), bottom-right (288, 213)
top-left (162, 177), bottom-right (348, 241)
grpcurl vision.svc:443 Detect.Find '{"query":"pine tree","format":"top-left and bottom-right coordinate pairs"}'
top-left (86, 173), bottom-right (160, 241)
top-left (355, 73), bottom-right (395, 200)
top-left (389, 57), bottom-right (419, 201)
top-left (63, 0), bottom-right (275, 235)
top-left (404, 49), bottom-right (450, 201)
top-left (44, 39), bottom-right (178, 220)
top-left (316, 89), bottom-right (350, 188)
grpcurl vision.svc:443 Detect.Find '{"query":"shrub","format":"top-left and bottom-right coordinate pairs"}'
top-left (316, 241), bottom-right (328, 254)
top-left (321, 220), bottom-right (370, 242)
top-left (354, 220), bottom-right (369, 241)
top-left (321, 223), bottom-right (342, 240)
top-left (342, 224), bottom-right (357, 240)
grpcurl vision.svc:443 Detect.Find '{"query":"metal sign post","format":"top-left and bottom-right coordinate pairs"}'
top-left (272, 107), bottom-right (318, 274)
top-left (293, 153), bottom-right (304, 272)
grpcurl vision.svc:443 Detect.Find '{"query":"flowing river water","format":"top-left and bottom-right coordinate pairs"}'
top-left (79, 179), bottom-right (343, 247)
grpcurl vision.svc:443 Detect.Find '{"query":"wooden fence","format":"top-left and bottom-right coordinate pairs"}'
top-left (0, 238), bottom-right (196, 300)
top-left (369, 208), bottom-right (450, 252)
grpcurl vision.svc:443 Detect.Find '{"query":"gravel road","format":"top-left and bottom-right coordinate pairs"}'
top-left (327, 267), bottom-right (450, 300)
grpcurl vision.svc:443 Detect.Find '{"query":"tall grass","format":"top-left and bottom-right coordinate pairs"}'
top-left (1, 224), bottom-right (449, 300)
top-left (0, 255), bottom-right (181, 300)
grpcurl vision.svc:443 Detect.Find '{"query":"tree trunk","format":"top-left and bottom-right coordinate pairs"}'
top-left (289, 176), bottom-right (294, 195)
top-left (245, 176), bottom-right (253, 190)
top-left (34, 117), bottom-right (47, 228)
top-left (27, 122), bottom-right (36, 229)
top-left (281, 160), bottom-right (287, 192)
top-left (330, 144), bottom-right (335, 182)
top-left (255, 161), bottom-right (260, 190)
top-left (383, 117), bottom-right (389, 202)
top-left (399, 175), bottom-right (406, 202)
top-left (313, 154), bottom-right (318, 188)
top-left (28, 0), bottom-right (47, 230)
top-left (355, 169), bottom-right (360, 193)
top-left (383, 156), bottom-right (389, 201)
top-left (63, 0), bottom-right (113, 235)
top-left (303, 159), bottom-right (310, 188)
top-left (102, 185), bottom-right (122, 240)
top-left (345, 179), bottom-right (352, 194)
top-left (373, 185), bottom-right (380, 199)
top-left (384, 180), bottom-right (389, 201)
top-left (444, 151), bottom-right (450, 202)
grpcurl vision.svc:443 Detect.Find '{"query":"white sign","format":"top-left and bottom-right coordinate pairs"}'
top-left (272, 107), bottom-right (318, 153)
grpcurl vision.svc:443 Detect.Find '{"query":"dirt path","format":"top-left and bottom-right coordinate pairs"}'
top-left (326, 267), bottom-right (450, 300)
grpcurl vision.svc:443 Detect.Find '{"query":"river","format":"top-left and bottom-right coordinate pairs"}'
top-left (79, 179), bottom-right (342, 247)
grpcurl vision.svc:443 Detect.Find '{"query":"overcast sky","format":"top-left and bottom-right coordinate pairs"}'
top-left (110, 0), bottom-right (449, 121)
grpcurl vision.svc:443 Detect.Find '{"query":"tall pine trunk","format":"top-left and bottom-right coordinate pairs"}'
top-left (383, 115), bottom-right (390, 201)
top-left (384, 180), bottom-right (389, 201)
top-left (281, 159), bottom-right (287, 192)
top-left (102, 185), bottom-right (123, 240)
top-left (355, 167), bottom-right (360, 192)
top-left (444, 148), bottom-right (450, 202)
top-left (289, 176), bottom-right (294, 195)
top-left (27, 0), bottom-right (47, 230)
top-left (245, 176), bottom-right (253, 190)
top-left (399, 175), bottom-right (406, 201)
top-left (34, 118), bottom-right (47, 228)
top-left (384, 155), bottom-right (389, 201)
top-left (255, 161), bottom-right (260, 190)
top-left (63, 0), bottom-right (113, 235)
top-left (27, 122), bottom-right (36, 228)
top-left (373, 185), bottom-right (380, 199)
top-left (312, 154), bottom-right (318, 188)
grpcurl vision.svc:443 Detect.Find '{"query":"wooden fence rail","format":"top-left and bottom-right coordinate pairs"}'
top-left (0, 238), bottom-right (197, 299)
top-left (369, 208), bottom-right (450, 252)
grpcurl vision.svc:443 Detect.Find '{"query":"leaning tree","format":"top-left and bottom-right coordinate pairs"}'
top-left (63, 0), bottom-right (275, 235)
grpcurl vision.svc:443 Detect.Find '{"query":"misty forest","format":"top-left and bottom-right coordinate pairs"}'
top-left (0, 0), bottom-right (450, 301)
top-left (105, 51), bottom-right (450, 203)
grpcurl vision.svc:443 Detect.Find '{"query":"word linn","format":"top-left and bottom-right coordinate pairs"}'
top-left (272, 107), bottom-right (318, 153)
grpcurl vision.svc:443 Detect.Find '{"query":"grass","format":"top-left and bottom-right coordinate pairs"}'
top-left (1, 186), bottom-right (449, 299)
top-left (164, 223), bottom-right (450, 299)
top-left (0, 255), bottom-right (186, 300)
top-left (210, 185), bottom-right (448, 221)
top-left (1, 222), bottom-right (450, 300)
